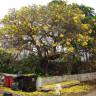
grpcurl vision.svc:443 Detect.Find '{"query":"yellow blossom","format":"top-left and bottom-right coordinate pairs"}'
top-left (67, 47), bottom-right (74, 52)
top-left (60, 33), bottom-right (64, 38)
top-left (81, 24), bottom-right (89, 30)
top-left (82, 42), bottom-right (88, 46)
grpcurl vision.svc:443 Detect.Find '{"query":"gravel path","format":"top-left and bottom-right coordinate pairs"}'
top-left (84, 91), bottom-right (96, 96)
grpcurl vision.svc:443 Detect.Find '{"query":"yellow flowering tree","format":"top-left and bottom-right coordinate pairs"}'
top-left (0, 0), bottom-right (94, 74)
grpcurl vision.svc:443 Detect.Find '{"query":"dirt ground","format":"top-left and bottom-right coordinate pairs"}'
top-left (77, 80), bottom-right (96, 96)
top-left (84, 90), bottom-right (96, 96)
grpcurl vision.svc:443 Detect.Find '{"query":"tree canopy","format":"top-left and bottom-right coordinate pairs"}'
top-left (0, 0), bottom-right (96, 75)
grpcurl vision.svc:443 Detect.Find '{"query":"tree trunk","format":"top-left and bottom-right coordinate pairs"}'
top-left (67, 62), bottom-right (73, 75)
top-left (40, 57), bottom-right (49, 76)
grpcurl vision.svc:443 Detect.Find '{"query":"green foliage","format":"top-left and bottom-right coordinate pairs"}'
top-left (0, 49), bottom-right (15, 73)
top-left (79, 5), bottom-right (95, 17)
top-left (16, 54), bottom-right (42, 74)
top-left (48, 60), bottom-right (67, 75)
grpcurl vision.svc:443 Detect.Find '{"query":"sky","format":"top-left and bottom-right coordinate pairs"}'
top-left (0, 0), bottom-right (96, 19)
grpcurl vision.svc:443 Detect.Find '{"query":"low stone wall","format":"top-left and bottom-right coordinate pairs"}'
top-left (36, 72), bottom-right (96, 87)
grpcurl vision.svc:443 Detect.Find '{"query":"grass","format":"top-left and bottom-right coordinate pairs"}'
top-left (42, 80), bottom-right (80, 89)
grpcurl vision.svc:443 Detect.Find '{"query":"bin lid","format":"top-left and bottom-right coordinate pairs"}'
top-left (16, 74), bottom-right (37, 79)
top-left (4, 73), bottom-right (18, 78)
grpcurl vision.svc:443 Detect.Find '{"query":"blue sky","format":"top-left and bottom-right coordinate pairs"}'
top-left (0, 0), bottom-right (96, 18)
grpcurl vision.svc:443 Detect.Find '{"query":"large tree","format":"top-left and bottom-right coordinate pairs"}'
top-left (0, 0), bottom-right (92, 74)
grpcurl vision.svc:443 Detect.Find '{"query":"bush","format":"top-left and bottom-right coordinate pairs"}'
top-left (0, 49), bottom-right (15, 73)
top-left (48, 60), bottom-right (67, 75)
top-left (15, 53), bottom-right (42, 74)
